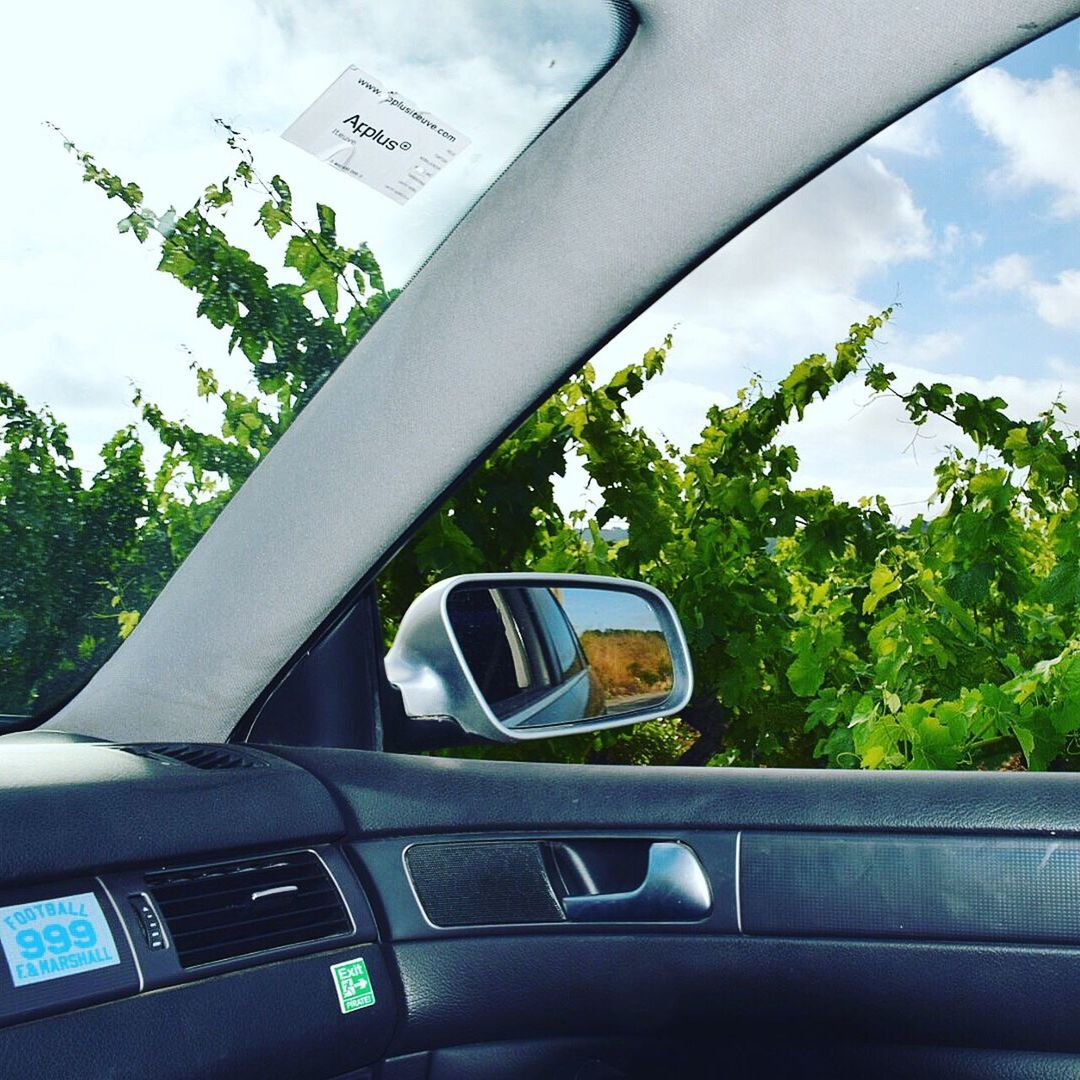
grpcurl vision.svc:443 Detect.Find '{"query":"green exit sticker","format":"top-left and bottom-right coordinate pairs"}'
top-left (330, 957), bottom-right (376, 1014)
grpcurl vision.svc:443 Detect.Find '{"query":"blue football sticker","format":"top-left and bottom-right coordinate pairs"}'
top-left (0, 892), bottom-right (121, 987)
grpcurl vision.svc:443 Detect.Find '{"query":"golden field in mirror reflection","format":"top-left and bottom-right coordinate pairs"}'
top-left (580, 629), bottom-right (673, 716)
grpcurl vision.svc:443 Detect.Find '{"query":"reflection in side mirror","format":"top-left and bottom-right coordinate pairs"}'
top-left (447, 585), bottom-right (674, 730)
top-left (385, 574), bottom-right (692, 743)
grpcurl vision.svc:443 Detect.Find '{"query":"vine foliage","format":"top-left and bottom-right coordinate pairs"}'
top-left (3, 135), bottom-right (1079, 770)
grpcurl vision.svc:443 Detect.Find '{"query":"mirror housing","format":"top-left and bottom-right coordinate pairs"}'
top-left (385, 573), bottom-right (693, 743)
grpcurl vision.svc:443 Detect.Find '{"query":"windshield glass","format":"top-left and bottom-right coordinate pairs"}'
top-left (0, 0), bottom-right (630, 717)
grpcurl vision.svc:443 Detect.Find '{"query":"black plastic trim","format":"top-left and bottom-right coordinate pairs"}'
top-left (1, 945), bottom-right (397, 1079)
top-left (741, 832), bottom-right (1080, 945)
top-left (390, 934), bottom-right (1080, 1056)
top-left (269, 747), bottom-right (1080, 838)
top-left (353, 831), bottom-right (737, 942)
top-left (413, 1039), bottom-right (1080, 1080)
top-left (104, 845), bottom-right (379, 988)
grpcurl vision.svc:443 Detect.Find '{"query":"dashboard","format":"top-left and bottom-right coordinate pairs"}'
top-left (6, 733), bottom-right (1080, 1078)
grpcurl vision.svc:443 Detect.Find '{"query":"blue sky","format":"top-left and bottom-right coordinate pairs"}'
top-left (563, 18), bottom-right (1080, 520)
top-left (558, 588), bottom-right (663, 635)
top-left (868, 27), bottom-right (1079, 380)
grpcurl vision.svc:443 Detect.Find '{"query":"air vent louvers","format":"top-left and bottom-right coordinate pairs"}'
top-left (119, 743), bottom-right (265, 770)
top-left (146, 852), bottom-right (351, 967)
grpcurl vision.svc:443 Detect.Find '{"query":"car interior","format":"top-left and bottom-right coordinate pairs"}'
top-left (5, 1), bottom-right (1080, 1077)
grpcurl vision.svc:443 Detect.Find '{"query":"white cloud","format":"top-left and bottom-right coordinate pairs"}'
top-left (710, 154), bottom-right (933, 295)
top-left (965, 254), bottom-right (1080, 330)
top-left (869, 102), bottom-right (942, 158)
top-left (939, 223), bottom-right (961, 256)
top-left (960, 66), bottom-right (1080, 217)
top-left (889, 330), bottom-right (964, 370)
top-left (970, 253), bottom-right (1035, 292)
top-left (1048, 355), bottom-right (1080, 377)
top-left (1030, 270), bottom-right (1080, 329)
top-left (591, 151), bottom-right (933, 390)
top-left (628, 378), bottom-right (732, 454)
top-left (936, 222), bottom-right (985, 260)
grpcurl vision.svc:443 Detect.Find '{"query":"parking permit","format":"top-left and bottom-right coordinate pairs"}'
top-left (283, 66), bottom-right (471, 204)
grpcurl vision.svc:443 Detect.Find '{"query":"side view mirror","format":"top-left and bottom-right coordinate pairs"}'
top-left (385, 573), bottom-right (693, 743)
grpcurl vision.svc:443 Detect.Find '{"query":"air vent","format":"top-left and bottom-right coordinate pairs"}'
top-left (146, 851), bottom-right (352, 967)
top-left (119, 743), bottom-right (266, 770)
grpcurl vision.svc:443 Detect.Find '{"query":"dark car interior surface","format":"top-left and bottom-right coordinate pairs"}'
top-left (7, 1), bottom-right (1080, 1078)
top-left (6, 730), bottom-right (1080, 1079)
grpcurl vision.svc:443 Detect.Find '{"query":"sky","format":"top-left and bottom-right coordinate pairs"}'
top-left (558, 587), bottom-right (664, 635)
top-left (0, 0), bottom-right (617, 471)
top-left (562, 18), bottom-right (1080, 519)
top-left (2, 5), bottom-right (1080, 527)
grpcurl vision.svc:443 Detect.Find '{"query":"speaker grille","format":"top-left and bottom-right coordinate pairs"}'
top-left (406, 841), bottom-right (565, 927)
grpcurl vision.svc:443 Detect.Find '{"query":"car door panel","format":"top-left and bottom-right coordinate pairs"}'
top-left (274, 746), bottom-right (1080, 1070)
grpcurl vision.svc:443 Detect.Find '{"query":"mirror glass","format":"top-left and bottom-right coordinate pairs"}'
top-left (446, 585), bottom-right (675, 729)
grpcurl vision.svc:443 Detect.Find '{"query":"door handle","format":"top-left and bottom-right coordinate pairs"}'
top-left (561, 842), bottom-right (711, 922)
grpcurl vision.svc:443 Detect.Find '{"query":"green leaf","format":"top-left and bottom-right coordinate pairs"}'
top-left (203, 181), bottom-right (233, 209)
top-left (316, 203), bottom-right (336, 244)
top-left (285, 234), bottom-right (340, 314)
top-left (1039, 560), bottom-right (1080, 609)
top-left (968, 468), bottom-right (1008, 497)
top-left (863, 562), bottom-right (901, 614)
top-left (1013, 724), bottom-right (1035, 765)
top-left (861, 745), bottom-right (887, 769)
top-left (257, 199), bottom-right (289, 239)
top-left (157, 241), bottom-right (196, 282)
top-left (848, 694), bottom-right (876, 727)
top-left (1004, 426), bottom-right (1029, 453)
top-left (270, 175), bottom-right (292, 207)
top-left (787, 650), bottom-right (825, 698)
top-left (944, 564), bottom-right (991, 607)
top-left (118, 211), bottom-right (149, 242)
top-left (865, 363), bottom-right (896, 392)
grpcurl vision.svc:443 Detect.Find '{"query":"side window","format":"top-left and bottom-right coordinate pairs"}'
top-left (445, 589), bottom-right (529, 709)
top-left (530, 590), bottom-right (585, 682)
top-left (444, 586), bottom-right (585, 720)
top-left (385, 18), bottom-right (1080, 772)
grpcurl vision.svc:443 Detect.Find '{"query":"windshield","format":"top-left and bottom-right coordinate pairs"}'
top-left (0, 0), bottom-right (631, 717)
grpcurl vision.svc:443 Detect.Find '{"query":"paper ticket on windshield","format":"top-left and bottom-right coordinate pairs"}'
top-left (283, 66), bottom-right (471, 205)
